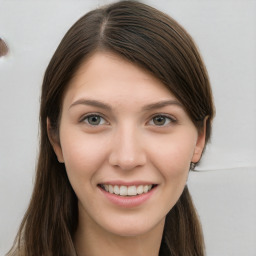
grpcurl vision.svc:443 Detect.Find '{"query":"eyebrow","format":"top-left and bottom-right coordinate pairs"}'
top-left (69, 99), bottom-right (112, 111)
top-left (69, 98), bottom-right (182, 111)
top-left (142, 100), bottom-right (183, 111)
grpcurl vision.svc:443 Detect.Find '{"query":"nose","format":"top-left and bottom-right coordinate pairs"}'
top-left (108, 125), bottom-right (147, 171)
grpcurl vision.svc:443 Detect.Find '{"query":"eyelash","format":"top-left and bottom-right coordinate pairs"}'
top-left (79, 113), bottom-right (177, 127)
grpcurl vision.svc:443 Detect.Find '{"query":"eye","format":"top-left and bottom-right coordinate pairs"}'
top-left (81, 114), bottom-right (108, 126)
top-left (148, 115), bottom-right (175, 126)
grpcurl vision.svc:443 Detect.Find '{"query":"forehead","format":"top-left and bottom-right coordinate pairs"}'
top-left (63, 52), bottom-right (178, 107)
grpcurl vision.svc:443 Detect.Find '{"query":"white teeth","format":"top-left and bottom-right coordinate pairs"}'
top-left (137, 185), bottom-right (144, 195)
top-left (114, 185), bottom-right (119, 195)
top-left (101, 184), bottom-right (154, 196)
top-left (120, 185), bottom-right (128, 196)
top-left (127, 185), bottom-right (137, 196)
top-left (108, 185), bottom-right (114, 194)
top-left (143, 185), bottom-right (149, 193)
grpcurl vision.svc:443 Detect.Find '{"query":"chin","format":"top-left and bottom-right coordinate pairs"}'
top-left (103, 217), bottom-right (165, 238)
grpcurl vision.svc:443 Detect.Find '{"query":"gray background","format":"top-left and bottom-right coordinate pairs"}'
top-left (0, 0), bottom-right (256, 255)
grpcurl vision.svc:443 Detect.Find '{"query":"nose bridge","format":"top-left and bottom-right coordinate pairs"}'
top-left (109, 122), bottom-right (146, 170)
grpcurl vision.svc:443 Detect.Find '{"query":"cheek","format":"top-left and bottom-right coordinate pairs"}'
top-left (148, 131), bottom-right (197, 178)
top-left (59, 130), bottom-right (108, 182)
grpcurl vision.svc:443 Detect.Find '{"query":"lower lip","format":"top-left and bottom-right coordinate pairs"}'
top-left (99, 186), bottom-right (157, 208)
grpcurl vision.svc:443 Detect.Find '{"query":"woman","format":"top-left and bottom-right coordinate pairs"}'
top-left (7, 1), bottom-right (214, 255)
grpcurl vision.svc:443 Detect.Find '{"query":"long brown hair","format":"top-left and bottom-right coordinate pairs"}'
top-left (7, 1), bottom-right (214, 255)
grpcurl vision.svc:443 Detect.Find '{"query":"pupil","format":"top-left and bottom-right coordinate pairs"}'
top-left (154, 116), bottom-right (165, 125)
top-left (89, 116), bottom-right (100, 125)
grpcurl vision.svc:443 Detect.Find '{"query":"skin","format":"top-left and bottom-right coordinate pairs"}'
top-left (48, 52), bottom-right (206, 256)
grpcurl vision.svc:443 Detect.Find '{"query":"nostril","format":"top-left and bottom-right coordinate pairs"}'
top-left (0, 38), bottom-right (9, 57)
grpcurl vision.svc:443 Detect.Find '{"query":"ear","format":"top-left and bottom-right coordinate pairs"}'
top-left (192, 117), bottom-right (208, 164)
top-left (47, 118), bottom-right (64, 163)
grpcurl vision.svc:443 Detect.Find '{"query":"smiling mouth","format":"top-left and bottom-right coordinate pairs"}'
top-left (98, 184), bottom-right (157, 197)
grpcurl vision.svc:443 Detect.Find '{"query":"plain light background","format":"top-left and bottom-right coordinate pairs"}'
top-left (0, 0), bottom-right (255, 255)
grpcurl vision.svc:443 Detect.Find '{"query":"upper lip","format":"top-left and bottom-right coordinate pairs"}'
top-left (98, 181), bottom-right (157, 186)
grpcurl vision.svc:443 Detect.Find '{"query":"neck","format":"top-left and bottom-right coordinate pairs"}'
top-left (74, 212), bottom-right (165, 256)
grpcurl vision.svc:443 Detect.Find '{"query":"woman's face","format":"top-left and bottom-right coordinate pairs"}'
top-left (50, 52), bottom-right (205, 237)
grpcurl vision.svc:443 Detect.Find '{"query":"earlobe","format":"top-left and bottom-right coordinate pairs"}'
top-left (47, 118), bottom-right (64, 163)
top-left (192, 117), bottom-right (208, 164)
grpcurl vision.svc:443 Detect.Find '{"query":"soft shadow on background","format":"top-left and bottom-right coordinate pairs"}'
top-left (0, 1), bottom-right (255, 255)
